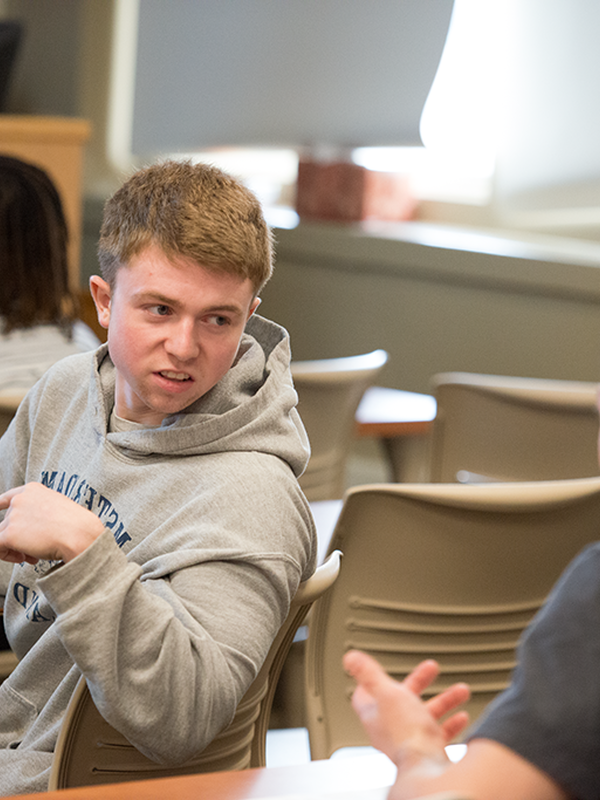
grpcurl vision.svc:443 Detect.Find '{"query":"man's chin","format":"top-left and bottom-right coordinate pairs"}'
top-left (153, 390), bottom-right (209, 418)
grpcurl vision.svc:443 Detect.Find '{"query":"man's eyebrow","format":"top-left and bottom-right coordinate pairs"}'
top-left (134, 291), bottom-right (177, 304)
top-left (202, 304), bottom-right (245, 316)
top-left (133, 291), bottom-right (245, 315)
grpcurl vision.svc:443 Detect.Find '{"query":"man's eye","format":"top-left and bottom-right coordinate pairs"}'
top-left (207, 315), bottom-right (230, 327)
top-left (150, 305), bottom-right (171, 316)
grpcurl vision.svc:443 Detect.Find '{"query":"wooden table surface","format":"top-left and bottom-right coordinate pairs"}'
top-left (7, 753), bottom-right (396, 800)
top-left (354, 386), bottom-right (437, 482)
top-left (355, 386), bottom-right (437, 439)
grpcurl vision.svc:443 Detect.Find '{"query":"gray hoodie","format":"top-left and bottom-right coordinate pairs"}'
top-left (0, 314), bottom-right (316, 795)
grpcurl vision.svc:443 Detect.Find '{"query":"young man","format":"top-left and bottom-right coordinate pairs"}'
top-left (0, 160), bottom-right (316, 794)
top-left (345, 539), bottom-right (600, 799)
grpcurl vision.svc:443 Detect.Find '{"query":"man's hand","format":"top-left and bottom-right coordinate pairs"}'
top-left (343, 650), bottom-right (470, 773)
top-left (344, 651), bottom-right (568, 800)
top-left (0, 483), bottom-right (105, 564)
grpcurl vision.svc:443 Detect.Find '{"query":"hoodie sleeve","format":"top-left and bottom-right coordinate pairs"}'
top-left (0, 395), bottom-right (34, 601)
top-left (37, 487), bottom-right (314, 765)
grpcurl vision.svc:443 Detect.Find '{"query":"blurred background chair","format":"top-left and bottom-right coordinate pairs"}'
top-left (429, 371), bottom-right (600, 483)
top-left (292, 349), bottom-right (388, 500)
top-left (49, 550), bottom-right (342, 789)
top-left (0, 393), bottom-right (25, 437)
top-left (355, 386), bottom-right (437, 483)
top-left (305, 478), bottom-right (600, 759)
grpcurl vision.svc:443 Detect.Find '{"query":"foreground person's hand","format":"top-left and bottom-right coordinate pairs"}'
top-left (344, 650), bottom-right (470, 775)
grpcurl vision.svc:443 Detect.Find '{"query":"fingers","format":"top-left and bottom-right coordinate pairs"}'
top-left (0, 486), bottom-right (22, 511)
top-left (426, 681), bottom-right (471, 721)
top-left (0, 546), bottom-right (37, 565)
top-left (343, 651), bottom-right (399, 722)
top-left (345, 651), bottom-right (470, 735)
top-left (343, 649), bottom-right (391, 691)
top-left (440, 710), bottom-right (470, 742)
top-left (0, 485), bottom-right (42, 564)
top-left (344, 650), bottom-right (410, 715)
top-left (344, 651), bottom-right (441, 698)
top-left (403, 659), bottom-right (441, 695)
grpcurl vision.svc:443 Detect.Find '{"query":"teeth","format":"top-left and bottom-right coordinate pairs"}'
top-left (160, 371), bottom-right (190, 381)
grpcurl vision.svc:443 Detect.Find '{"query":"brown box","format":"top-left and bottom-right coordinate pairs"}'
top-left (295, 158), bottom-right (416, 223)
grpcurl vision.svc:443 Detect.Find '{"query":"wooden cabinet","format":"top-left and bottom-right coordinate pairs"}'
top-left (0, 115), bottom-right (91, 289)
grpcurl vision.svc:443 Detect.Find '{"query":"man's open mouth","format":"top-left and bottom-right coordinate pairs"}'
top-left (159, 370), bottom-right (192, 382)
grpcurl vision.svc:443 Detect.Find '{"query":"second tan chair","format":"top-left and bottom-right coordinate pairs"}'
top-left (429, 371), bottom-right (600, 483)
top-left (305, 479), bottom-right (600, 759)
top-left (292, 349), bottom-right (388, 501)
top-left (49, 550), bottom-right (342, 789)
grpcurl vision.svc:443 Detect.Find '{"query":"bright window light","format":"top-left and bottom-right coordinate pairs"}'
top-left (356, 0), bottom-right (502, 205)
top-left (420, 0), bottom-right (501, 177)
top-left (172, 148), bottom-right (298, 205)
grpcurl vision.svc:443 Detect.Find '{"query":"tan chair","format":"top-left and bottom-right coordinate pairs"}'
top-left (305, 479), bottom-right (600, 759)
top-left (49, 550), bottom-right (342, 790)
top-left (292, 350), bottom-right (388, 500)
top-left (0, 393), bottom-right (26, 437)
top-left (429, 371), bottom-right (600, 483)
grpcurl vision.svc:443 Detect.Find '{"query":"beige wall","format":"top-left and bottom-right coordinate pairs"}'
top-left (261, 223), bottom-right (600, 393)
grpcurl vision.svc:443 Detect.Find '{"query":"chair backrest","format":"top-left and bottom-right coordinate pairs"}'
top-left (305, 479), bottom-right (600, 759)
top-left (292, 350), bottom-right (388, 500)
top-left (49, 550), bottom-right (342, 790)
top-left (0, 393), bottom-right (26, 437)
top-left (429, 371), bottom-right (600, 483)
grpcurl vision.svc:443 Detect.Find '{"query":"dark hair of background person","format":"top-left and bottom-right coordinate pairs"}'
top-left (0, 155), bottom-right (78, 336)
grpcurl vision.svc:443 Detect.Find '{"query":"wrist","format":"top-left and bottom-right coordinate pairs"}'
top-left (394, 738), bottom-right (449, 779)
top-left (61, 518), bottom-right (106, 562)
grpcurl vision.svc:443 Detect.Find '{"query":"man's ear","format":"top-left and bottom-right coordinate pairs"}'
top-left (247, 297), bottom-right (261, 319)
top-left (89, 276), bottom-right (112, 330)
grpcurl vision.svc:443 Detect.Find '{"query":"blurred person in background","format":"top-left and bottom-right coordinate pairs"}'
top-left (0, 156), bottom-right (99, 398)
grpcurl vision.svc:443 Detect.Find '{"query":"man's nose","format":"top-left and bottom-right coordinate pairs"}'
top-left (165, 320), bottom-right (200, 361)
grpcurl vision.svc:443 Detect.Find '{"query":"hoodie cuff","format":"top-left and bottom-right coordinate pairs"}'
top-left (37, 528), bottom-right (141, 614)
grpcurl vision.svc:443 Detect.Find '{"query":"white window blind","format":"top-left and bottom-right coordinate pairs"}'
top-left (128, 0), bottom-right (454, 160)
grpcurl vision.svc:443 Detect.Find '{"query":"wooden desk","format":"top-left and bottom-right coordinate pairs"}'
top-left (6, 752), bottom-right (396, 800)
top-left (355, 386), bottom-right (437, 439)
top-left (355, 387), bottom-right (437, 482)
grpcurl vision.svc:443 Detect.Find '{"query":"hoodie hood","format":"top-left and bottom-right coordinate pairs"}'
top-left (90, 314), bottom-right (310, 476)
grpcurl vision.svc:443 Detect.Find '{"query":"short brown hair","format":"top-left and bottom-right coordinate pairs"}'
top-left (98, 160), bottom-right (274, 294)
top-left (0, 155), bottom-right (76, 334)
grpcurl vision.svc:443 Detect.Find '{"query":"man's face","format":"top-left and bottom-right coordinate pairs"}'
top-left (91, 243), bottom-right (260, 426)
